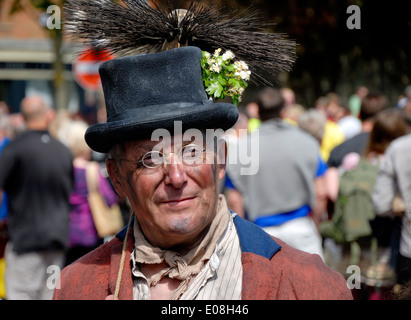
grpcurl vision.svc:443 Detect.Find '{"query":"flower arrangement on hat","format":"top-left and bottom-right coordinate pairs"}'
top-left (201, 48), bottom-right (251, 106)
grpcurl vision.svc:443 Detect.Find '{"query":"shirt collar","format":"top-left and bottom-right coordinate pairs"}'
top-left (117, 213), bottom-right (281, 260)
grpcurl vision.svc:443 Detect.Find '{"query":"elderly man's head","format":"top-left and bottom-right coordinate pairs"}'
top-left (20, 96), bottom-right (54, 130)
top-left (106, 130), bottom-right (227, 251)
top-left (82, 47), bottom-right (237, 252)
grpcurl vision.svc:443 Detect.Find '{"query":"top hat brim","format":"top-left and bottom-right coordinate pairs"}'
top-left (85, 100), bottom-right (239, 153)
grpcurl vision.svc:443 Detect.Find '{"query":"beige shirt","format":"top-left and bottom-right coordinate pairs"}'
top-left (131, 212), bottom-right (242, 300)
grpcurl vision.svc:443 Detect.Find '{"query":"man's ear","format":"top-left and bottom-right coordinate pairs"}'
top-left (106, 159), bottom-right (127, 198)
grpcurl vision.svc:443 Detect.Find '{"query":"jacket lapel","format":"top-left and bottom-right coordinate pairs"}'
top-left (233, 214), bottom-right (282, 300)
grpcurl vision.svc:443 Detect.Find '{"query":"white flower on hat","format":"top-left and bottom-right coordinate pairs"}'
top-left (234, 60), bottom-right (251, 81)
top-left (201, 49), bottom-right (251, 106)
top-left (222, 50), bottom-right (235, 61)
top-left (213, 48), bottom-right (222, 57)
top-left (210, 63), bottom-right (222, 73)
top-left (237, 70), bottom-right (251, 81)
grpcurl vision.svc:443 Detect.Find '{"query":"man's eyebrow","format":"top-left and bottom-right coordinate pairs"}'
top-left (135, 144), bottom-right (156, 152)
top-left (137, 144), bottom-right (159, 155)
top-left (133, 138), bottom-right (202, 154)
top-left (124, 144), bottom-right (156, 159)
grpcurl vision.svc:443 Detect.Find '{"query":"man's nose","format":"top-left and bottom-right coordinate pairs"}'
top-left (163, 153), bottom-right (187, 188)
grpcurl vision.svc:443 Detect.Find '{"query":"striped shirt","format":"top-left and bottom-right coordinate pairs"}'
top-left (131, 212), bottom-right (242, 300)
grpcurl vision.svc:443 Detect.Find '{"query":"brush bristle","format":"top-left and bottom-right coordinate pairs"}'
top-left (63, 0), bottom-right (296, 85)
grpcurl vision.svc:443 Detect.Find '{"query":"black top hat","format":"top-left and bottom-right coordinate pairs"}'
top-left (85, 46), bottom-right (239, 153)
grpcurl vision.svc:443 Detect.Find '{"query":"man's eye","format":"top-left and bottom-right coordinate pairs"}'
top-left (181, 145), bottom-right (202, 160)
top-left (142, 152), bottom-right (163, 168)
top-left (136, 160), bottom-right (145, 169)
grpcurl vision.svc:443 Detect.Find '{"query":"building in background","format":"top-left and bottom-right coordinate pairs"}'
top-left (0, 0), bottom-right (99, 122)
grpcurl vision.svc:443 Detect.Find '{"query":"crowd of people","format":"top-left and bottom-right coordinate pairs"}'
top-left (0, 96), bottom-right (122, 300)
top-left (223, 85), bottom-right (411, 300)
top-left (0, 82), bottom-right (410, 300)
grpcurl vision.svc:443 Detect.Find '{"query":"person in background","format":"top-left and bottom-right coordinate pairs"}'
top-left (222, 112), bottom-right (249, 219)
top-left (298, 108), bottom-right (327, 147)
top-left (372, 107), bottom-right (411, 288)
top-left (0, 96), bottom-right (73, 300)
top-left (0, 110), bottom-right (11, 222)
top-left (0, 109), bottom-right (11, 300)
top-left (297, 108), bottom-right (330, 225)
top-left (401, 100), bottom-right (411, 133)
top-left (322, 109), bottom-right (407, 277)
top-left (281, 87), bottom-right (304, 126)
top-left (315, 93), bottom-right (345, 162)
top-left (328, 108), bottom-right (407, 207)
top-left (337, 104), bottom-right (362, 141)
top-left (328, 93), bottom-right (389, 168)
top-left (396, 85), bottom-right (411, 109)
top-left (349, 86), bottom-right (369, 118)
top-left (245, 101), bottom-right (260, 132)
top-left (363, 109), bottom-right (407, 163)
top-left (283, 103), bottom-right (305, 126)
top-left (227, 87), bottom-right (327, 258)
top-left (62, 120), bottom-right (119, 265)
top-left (281, 87), bottom-right (296, 108)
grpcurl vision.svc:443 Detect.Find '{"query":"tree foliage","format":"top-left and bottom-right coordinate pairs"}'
top-left (201, 0), bottom-right (411, 106)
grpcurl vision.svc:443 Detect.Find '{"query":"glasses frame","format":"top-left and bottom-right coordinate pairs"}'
top-left (114, 143), bottom-right (209, 170)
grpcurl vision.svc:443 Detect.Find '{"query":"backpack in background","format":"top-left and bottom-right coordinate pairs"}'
top-left (320, 159), bottom-right (379, 244)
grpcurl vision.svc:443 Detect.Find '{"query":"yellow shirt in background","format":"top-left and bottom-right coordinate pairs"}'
top-left (321, 121), bottom-right (345, 162)
top-left (248, 118), bottom-right (261, 132)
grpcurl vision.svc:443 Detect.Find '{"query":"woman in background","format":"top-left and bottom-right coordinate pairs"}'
top-left (63, 120), bottom-right (119, 265)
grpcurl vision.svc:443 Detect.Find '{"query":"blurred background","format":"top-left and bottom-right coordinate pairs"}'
top-left (0, 0), bottom-right (410, 121)
top-left (215, 0), bottom-right (411, 108)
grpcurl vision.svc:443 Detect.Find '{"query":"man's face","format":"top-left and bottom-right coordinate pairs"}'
top-left (107, 134), bottom-right (226, 251)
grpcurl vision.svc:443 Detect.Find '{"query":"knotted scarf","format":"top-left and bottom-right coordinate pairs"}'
top-left (132, 195), bottom-right (230, 300)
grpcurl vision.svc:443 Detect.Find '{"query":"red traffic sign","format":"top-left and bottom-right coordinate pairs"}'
top-left (73, 48), bottom-right (114, 91)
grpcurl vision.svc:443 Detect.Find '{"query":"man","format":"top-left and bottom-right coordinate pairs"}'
top-left (327, 93), bottom-right (389, 168)
top-left (0, 96), bottom-right (73, 300)
top-left (226, 87), bottom-right (327, 259)
top-left (372, 105), bottom-right (411, 287)
top-left (54, 48), bottom-right (351, 300)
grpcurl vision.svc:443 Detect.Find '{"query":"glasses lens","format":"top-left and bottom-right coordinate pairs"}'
top-left (180, 144), bottom-right (203, 165)
top-left (142, 151), bottom-right (164, 168)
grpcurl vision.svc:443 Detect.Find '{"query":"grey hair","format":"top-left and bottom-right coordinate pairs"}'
top-left (298, 109), bottom-right (326, 142)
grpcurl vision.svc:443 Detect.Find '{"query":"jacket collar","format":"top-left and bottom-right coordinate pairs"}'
top-left (232, 213), bottom-right (281, 260)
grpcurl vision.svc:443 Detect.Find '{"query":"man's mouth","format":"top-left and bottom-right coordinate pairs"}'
top-left (160, 197), bottom-right (196, 206)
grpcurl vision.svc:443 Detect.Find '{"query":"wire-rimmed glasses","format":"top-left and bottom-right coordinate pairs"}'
top-left (115, 143), bottom-right (208, 170)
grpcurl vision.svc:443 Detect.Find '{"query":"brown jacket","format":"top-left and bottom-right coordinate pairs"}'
top-left (53, 216), bottom-right (353, 300)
